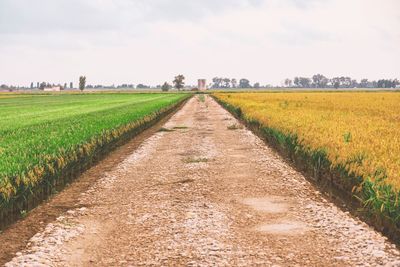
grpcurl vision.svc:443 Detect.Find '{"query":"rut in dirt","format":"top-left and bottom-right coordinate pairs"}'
top-left (5, 95), bottom-right (400, 267)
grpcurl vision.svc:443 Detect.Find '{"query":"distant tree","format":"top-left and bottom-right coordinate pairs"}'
top-left (376, 79), bottom-right (398, 88)
top-left (334, 81), bottom-right (340, 89)
top-left (212, 77), bottom-right (223, 88)
top-left (223, 78), bottom-right (231, 88)
top-left (293, 77), bottom-right (300, 87)
top-left (36, 82), bottom-right (40, 88)
top-left (39, 82), bottom-right (46, 90)
top-left (173, 75), bottom-right (185, 91)
top-left (118, 84), bottom-right (128, 88)
top-left (284, 79), bottom-right (293, 87)
top-left (137, 84), bottom-right (150, 89)
top-left (312, 74), bottom-right (328, 88)
top-left (30, 82), bottom-right (34, 89)
top-left (253, 82), bottom-right (260, 89)
top-left (360, 79), bottom-right (369, 88)
top-left (79, 76), bottom-right (86, 91)
top-left (70, 82), bottom-right (73, 89)
top-left (351, 79), bottom-right (358, 88)
top-left (64, 83), bottom-right (67, 89)
top-left (239, 78), bottom-right (251, 88)
top-left (322, 77), bottom-right (329, 88)
top-left (394, 79), bottom-right (399, 88)
top-left (339, 77), bottom-right (352, 88)
top-left (231, 78), bottom-right (237, 88)
top-left (377, 79), bottom-right (386, 88)
top-left (298, 77), bottom-right (311, 88)
top-left (161, 82), bottom-right (171, 92)
top-left (331, 77), bottom-right (340, 89)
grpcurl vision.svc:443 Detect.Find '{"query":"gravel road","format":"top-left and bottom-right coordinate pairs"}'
top-left (5, 95), bottom-right (400, 266)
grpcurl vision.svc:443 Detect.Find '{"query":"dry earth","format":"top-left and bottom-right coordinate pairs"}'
top-left (5, 95), bottom-right (400, 267)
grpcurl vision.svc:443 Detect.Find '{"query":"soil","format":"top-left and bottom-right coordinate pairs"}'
top-left (3, 96), bottom-right (400, 266)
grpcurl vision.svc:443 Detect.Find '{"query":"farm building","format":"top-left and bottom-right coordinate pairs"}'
top-left (198, 79), bottom-right (207, 91)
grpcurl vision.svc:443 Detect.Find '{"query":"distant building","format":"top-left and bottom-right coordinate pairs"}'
top-left (198, 79), bottom-right (207, 91)
top-left (44, 86), bottom-right (63, 92)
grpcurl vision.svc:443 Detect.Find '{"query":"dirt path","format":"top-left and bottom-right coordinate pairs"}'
top-left (5, 96), bottom-right (400, 266)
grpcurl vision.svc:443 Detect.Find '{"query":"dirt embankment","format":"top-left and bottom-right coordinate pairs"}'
top-left (4, 96), bottom-right (400, 266)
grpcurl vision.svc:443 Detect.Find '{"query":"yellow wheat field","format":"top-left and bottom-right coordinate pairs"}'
top-left (0, 93), bottom-right (18, 99)
top-left (214, 92), bottom-right (400, 189)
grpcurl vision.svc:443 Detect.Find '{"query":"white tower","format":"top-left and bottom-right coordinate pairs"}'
top-left (198, 79), bottom-right (207, 91)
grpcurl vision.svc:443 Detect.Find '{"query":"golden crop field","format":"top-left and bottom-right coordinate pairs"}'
top-left (0, 95), bottom-right (13, 99)
top-left (214, 92), bottom-right (400, 190)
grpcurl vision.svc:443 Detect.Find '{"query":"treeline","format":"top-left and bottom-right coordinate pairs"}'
top-left (211, 77), bottom-right (267, 89)
top-left (0, 83), bottom-right (149, 90)
top-left (286, 75), bottom-right (399, 89)
top-left (0, 81), bottom-right (174, 91)
top-left (210, 75), bottom-right (400, 89)
top-left (1, 82), bottom-right (74, 90)
top-left (2, 74), bottom-right (399, 91)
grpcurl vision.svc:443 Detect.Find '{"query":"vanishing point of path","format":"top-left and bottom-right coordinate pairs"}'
top-left (6, 96), bottom-right (400, 266)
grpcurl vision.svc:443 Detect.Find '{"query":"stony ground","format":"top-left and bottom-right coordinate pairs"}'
top-left (5, 96), bottom-right (400, 266)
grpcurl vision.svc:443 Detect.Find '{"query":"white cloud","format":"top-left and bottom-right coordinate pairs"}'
top-left (0, 0), bottom-right (399, 86)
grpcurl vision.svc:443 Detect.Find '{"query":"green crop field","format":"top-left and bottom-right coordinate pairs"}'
top-left (0, 93), bottom-right (188, 218)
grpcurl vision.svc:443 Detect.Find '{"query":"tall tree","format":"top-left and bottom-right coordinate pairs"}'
top-left (30, 82), bottom-right (34, 89)
top-left (312, 74), bottom-right (328, 88)
top-left (79, 76), bottom-right (86, 92)
top-left (284, 79), bottom-right (293, 87)
top-left (223, 78), bottom-right (231, 88)
top-left (299, 77), bottom-right (311, 88)
top-left (293, 77), bottom-right (300, 87)
top-left (212, 77), bottom-right (223, 88)
top-left (330, 77), bottom-right (340, 89)
top-left (239, 78), bottom-right (251, 88)
top-left (161, 82), bottom-right (170, 92)
top-left (394, 79), bottom-right (399, 88)
top-left (231, 78), bottom-right (237, 88)
top-left (360, 79), bottom-right (369, 88)
top-left (173, 75), bottom-right (185, 91)
top-left (70, 82), bottom-right (73, 89)
top-left (39, 82), bottom-right (46, 90)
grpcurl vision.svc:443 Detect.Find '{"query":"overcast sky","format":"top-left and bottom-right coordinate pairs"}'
top-left (0, 0), bottom-right (399, 86)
